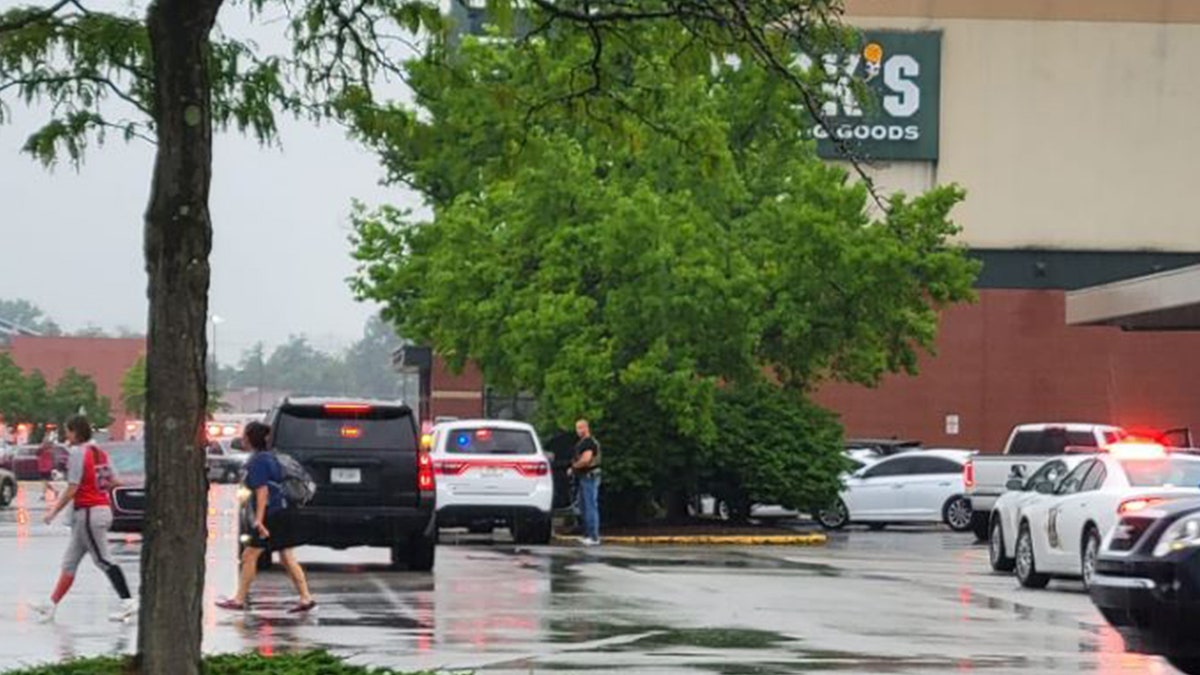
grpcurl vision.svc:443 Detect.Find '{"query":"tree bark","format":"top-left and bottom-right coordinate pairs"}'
top-left (138, 0), bottom-right (223, 672)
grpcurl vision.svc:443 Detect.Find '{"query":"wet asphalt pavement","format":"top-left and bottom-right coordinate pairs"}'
top-left (0, 484), bottom-right (1182, 674)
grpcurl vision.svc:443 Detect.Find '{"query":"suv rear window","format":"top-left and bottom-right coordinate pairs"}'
top-left (1009, 429), bottom-right (1098, 456)
top-left (274, 405), bottom-right (417, 451)
top-left (445, 428), bottom-right (537, 455)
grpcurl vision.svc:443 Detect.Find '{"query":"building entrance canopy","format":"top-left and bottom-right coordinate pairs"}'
top-left (1067, 264), bottom-right (1200, 331)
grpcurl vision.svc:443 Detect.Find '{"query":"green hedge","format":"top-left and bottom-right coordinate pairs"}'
top-left (4, 651), bottom-right (444, 675)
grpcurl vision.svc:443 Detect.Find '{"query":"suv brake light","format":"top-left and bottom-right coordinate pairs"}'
top-left (417, 453), bottom-right (434, 491)
top-left (324, 403), bottom-right (373, 413)
top-left (433, 459), bottom-right (549, 477)
top-left (963, 459), bottom-right (974, 489)
top-left (515, 461), bottom-right (550, 477)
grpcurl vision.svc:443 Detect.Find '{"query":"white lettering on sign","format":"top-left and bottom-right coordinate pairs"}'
top-left (797, 49), bottom-right (922, 121)
top-left (883, 55), bottom-right (920, 117)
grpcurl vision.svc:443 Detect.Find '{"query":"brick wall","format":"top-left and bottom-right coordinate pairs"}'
top-left (814, 289), bottom-right (1200, 453)
top-left (7, 336), bottom-right (146, 440)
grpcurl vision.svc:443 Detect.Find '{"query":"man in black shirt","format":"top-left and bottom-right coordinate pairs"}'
top-left (570, 419), bottom-right (601, 546)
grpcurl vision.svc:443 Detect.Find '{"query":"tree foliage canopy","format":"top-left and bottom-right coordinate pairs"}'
top-left (346, 13), bottom-right (979, 511)
top-left (349, 21), bottom-right (979, 423)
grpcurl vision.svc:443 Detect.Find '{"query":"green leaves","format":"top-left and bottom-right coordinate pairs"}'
top-left (348, 16), bottom-right (979, 507)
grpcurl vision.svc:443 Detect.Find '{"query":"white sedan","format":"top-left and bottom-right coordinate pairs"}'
top-left (988, 455), bottom-right (1091, 572)
top-left (817, 449), bottom-right (975, 531)
top-left (1013, 446), bottom-right (1200, 590)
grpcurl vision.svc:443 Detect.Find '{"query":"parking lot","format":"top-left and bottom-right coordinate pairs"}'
top-left (0, 483), bottom-right (1180, 674)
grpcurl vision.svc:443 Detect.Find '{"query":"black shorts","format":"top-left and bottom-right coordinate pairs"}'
top-left (244, 510), bottom-right (297, 551)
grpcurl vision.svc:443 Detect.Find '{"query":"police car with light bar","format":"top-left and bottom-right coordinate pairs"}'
top-left (1090, 497), bottom-right (1200, 674)
top-left (427, 419), bottom-right (554, 545)
top-left (1008, 443), bottom-right (1200, 591)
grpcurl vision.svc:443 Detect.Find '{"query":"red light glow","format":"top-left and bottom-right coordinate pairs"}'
top-left (323, 403), bottom-right (372, 414)
top-left (340, 425), bottom-right (363, 439)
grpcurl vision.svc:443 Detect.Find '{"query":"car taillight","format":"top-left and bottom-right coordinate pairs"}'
top-left (418, 453), bottom-right (434, 491)
top-left (515, 461), bottom-right (549, 477)
top-left (433, 460), bottom-right (467, 475)
top-left (963, 460), bottom-right (975, 489)
top-left (1119, 497), bottom-right (1168, 515)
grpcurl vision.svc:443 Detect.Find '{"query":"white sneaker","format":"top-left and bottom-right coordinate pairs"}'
top-left (581, 537), bottom-right (600, 547)
top-left (30, 602), bottom-right (56, 623)
top-left (109, 599), bottom-right (137, 623)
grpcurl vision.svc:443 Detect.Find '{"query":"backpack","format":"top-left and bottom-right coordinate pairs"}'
top-left (271, 451), bottom-right (317, 508)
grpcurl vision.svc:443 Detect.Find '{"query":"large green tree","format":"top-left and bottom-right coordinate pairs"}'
top-left (348, 15), bottom-right (979, 513)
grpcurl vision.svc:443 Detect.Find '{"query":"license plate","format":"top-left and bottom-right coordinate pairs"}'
top-left (330, 468), bottom-right (361, 484)
top-left (477, 467), bottom-right (503, 478)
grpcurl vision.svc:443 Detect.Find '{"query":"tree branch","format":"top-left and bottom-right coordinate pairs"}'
top-left (0, 0), bottom-right (72, 35)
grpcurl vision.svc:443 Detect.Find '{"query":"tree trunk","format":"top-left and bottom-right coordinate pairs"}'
top-left (138, 1), bottom-right (223, 672)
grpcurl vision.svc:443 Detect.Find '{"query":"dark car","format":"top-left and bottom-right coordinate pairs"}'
top-left (12, 444), bottom-right (68, 480)
top-left (258, 398), bottom-right (436, 571)
top-left (106, 443), bottom-right (146, 533)
top-left (1090, 497), bottom-right (1200, 674)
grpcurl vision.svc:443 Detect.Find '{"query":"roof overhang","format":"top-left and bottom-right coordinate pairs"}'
top-left (1066, 263), bottom-right (1200, 331)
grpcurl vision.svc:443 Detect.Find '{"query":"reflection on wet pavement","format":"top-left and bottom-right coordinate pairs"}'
top-left (0, 486), bottom-right (1183, 673)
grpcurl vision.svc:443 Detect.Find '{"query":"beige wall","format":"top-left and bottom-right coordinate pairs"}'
top-left (846, 14), bottom-right (1200, 251)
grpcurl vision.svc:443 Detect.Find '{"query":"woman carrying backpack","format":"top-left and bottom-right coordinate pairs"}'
top-left (217, 421), bottom-right (315, 613)
top-left (33, 415), bottom-right (136, 623)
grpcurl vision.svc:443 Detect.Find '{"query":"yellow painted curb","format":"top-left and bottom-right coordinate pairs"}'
top-left (554, 533), bottom-right (827, 546)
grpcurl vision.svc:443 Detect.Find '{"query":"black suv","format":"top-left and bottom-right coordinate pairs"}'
top-left (259, 397), bottom-right (437, 571)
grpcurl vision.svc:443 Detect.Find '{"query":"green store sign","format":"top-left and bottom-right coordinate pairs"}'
top-left (801, 31), bottom-right (942, 161)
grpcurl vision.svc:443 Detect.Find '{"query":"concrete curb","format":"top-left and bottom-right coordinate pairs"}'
top-left (553, 533), bottom-right (827, 546)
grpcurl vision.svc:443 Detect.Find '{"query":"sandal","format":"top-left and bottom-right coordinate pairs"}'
top-left (215, 598), bottom-right (246, 611)
top-left (287, 600), bottom-right (317, 614)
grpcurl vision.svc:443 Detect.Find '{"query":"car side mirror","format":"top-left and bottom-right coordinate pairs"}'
top-left (1006, 478), bottom-right (1026, 491)
top-left (1034, 481), bottom-right (1055, 495)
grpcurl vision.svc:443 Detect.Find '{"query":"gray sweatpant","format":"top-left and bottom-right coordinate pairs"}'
top-left (62, 506), bottom-right (116, 575)
top-left (62, 505), bottom-right (132, 599)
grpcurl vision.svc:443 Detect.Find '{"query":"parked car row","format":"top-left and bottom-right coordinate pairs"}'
top-left (969, 431), bottom-right (1200, 674)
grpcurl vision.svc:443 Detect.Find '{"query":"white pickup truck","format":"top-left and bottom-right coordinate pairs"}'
top-left (964, 423), bottom-right (1128, 540)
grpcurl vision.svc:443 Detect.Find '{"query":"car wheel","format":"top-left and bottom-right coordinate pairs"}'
top-left (1167, 656), bottom-right (1200, 675)
top-left (1015, 523), bottom-right (1050, 589)
top-left (816, 499), bottom-right (849, 530)
top-left (989, 517), bottom-right (1016, 572)
top-left (1081, 526), bottom-right (1101, 591)
top-left (971, 511), bottom-right (991, 542)
top-left (223, 467), bottom-right (239, 484)
top-left (943, 496), bottom-right (974, 532)
top-left (402, 531), bottom-right (437, 572)
top-left (0, 480), bottom-right (14, 507)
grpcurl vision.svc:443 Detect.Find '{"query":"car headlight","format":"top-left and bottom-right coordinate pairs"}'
top-left (1153, 516), bottom-right (1200, 557)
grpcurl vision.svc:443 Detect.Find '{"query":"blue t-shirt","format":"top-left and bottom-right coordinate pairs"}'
top-left (244, 451), bottom-right (285, 515)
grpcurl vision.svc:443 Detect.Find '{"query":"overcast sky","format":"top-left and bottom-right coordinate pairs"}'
top-left (0, 1), bottom-right (426, 365)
